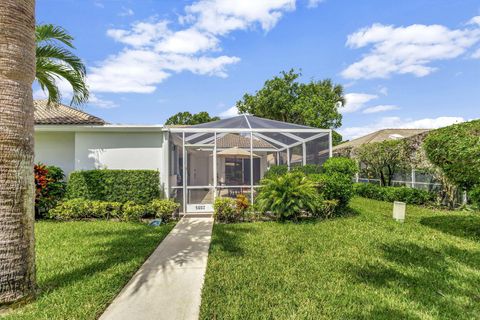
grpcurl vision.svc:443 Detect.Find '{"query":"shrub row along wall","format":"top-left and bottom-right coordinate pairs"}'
top-left (66, 169), bottom-right (161, 204)
top-left (353, 183), bottom-right (435, 205)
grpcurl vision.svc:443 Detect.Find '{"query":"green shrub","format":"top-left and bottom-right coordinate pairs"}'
top-left (354, 183), bottom-right (435, 205)
top-left (310, 173), bottom-right (354, 210)
top-left (66, 169), bottom-right (160, 204)
top-left (256, 172), bottom-right (318, 221)
top-left (291, 164), bottom-right (322, 175)
top-left (48, 198), bottom-right (93, 220)
top-left (121, 201), bottom-right (150, 221)
top-left (468, 187), bottom-right (480, 208)
top-left (151, 199), bottom-right (180, 221)
top-left (89, 200), bottom-right (123, 219)
top-left (263, 165), bottom-right (288, 179)
top-left (214, 197), bottom-right (240, 223)
top-left (314, 199), bottom-right (339, 219)
top-left (48, 199), bottom-right (147, 221)
top-left (34, 164), bottom-right (67, 218)
top-left (322, 157), bottom-right (358, 178)
top-left (424, 119), bottom-right (480, 191)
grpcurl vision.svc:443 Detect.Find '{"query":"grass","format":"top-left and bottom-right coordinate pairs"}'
top-left (200, 197), bottom-right (480, 320)
top-left (3, 220), bottom-right (174, 320)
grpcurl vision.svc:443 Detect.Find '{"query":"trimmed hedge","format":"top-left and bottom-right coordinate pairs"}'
top-left (49, 198), bottom-right (179, 221)
top-left (66, 169), bottom-right (161, 204)
top-left (354, 183), bottom-right (435, 205)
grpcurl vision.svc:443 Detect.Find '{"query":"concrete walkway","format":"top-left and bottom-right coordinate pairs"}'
top-left (100, 217), bottom-right (214, 320)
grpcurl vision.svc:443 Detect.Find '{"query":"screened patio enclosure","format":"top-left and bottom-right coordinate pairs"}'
top-left (168, 115), bottom-right (332, 213)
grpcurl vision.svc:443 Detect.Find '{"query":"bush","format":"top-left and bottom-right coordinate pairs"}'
top-left (214, 197), bottom-right (240, 223)
top-left (89, 200), bottom-right (123, 219)
top-left (322, 157), bottom-right (358, 178)
top-left (291, 164), bottom-right (322, 175)
top-left (310, 173), bottom-right (354, 210)
top-left (235, 194), bottom-right (250, 215)
top-left (121, 201), bottom-right (151, 221)
top-left (66, 169), bottom-right (160, 204)
top-left (151, 199), bottom-right (180, 221)
top-left (424, 119), bottom-right (480, 191)
top-left (48, 199), bottom-right (150, 221)
top-left (263, 165), bottom-right (288, 179)
top-left (354, 183), bottom-right (436, 205)
top-left (314, 199), bottom-right (339, 219)
top-left (256, 172), bottom-right (319, 221)
top-left (468, 187), bottom-right (480, 208)
top-left (34, 164), bottom-right (66, 218)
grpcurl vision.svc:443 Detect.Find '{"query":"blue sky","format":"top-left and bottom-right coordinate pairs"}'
top-left (36, 0), bottom-right (480, 139)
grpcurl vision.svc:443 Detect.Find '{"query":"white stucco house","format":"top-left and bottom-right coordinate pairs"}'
top-left (34, 100), bottom-right (332, 213)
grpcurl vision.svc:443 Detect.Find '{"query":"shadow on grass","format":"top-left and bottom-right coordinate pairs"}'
top-left (209, 223), bottom-right (256, 257)
top-left (420, 215), bottom-right (480, 241)
top-left (347, 241), bottom-right (480, 319)
top-left (39, 224), bottom-right (166, 297)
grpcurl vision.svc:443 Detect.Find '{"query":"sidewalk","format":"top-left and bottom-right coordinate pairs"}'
top-left (100, 217), bottom-right (214, 320)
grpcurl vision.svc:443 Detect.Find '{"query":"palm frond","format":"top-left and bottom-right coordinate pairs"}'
top-left (35, 68), bottom-right (60, 106)
top-left (36, 24), bottom-right (74, 48)
top-left (36, 59), bottom-right (89, 106)
top-left (36, 44), bottom-right (86, 76)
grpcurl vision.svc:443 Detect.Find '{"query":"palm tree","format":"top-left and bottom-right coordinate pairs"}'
top-left (35, 24), bottom-right (89, 106)
top-left (0, 0), bottom-right (37, 304)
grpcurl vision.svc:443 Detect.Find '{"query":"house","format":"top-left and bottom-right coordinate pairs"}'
top-left (34, 100), bottom-right (332, 213)
top-left (332, 128), bottom-right (430, 157)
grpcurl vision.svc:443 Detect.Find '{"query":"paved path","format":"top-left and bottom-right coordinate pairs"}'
top-left (100, 217), bottom-right (214, 320)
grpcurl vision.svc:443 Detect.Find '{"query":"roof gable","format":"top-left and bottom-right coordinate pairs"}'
top-left (34, 100), bottom-right (106, 125)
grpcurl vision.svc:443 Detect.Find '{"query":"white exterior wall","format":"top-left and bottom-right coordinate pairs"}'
top-left (74, 131), bottom-right (167, 191)
top-left (34, 132), bottom-right (75, 175)
top-left (34, 129), bottom-right (169, 195)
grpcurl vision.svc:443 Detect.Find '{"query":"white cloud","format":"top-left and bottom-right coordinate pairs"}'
top-left (362, 104), bottom-right (399, 114)
top-left (88, 94), bottom-right (118, 109)
top-left (472, 48), bottom-right (480, 59)
top-left (377, 85), bottom-right (388, 96)
top-left (88, 49), bottom-right (239, 93)
top-left (88, 50), bottom-right (171, 93)
top-left (307, 0), bottom-right (323, 8)
top-left (184, 0), bottom-right (296, 35)
top-left (119, 7), bottom-right (134, 17)
top-left (343, 93), bottom-right (378, 113)
top-left (90, 1), bottom-right (304, 93)
top-left (468, 16), bottom-right (480, 26)
top-left (106, 21), bottom-right (170, 47)
top-left (342, 17), bottom-right (480, 79)
top-left (340, 116), bottom-right (465, 140)
top-left (155, 28), bottom-right (219, 54)
top-left (219, 106), bottom-right (239, 117)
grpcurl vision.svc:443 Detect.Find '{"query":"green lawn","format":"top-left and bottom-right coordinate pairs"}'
top-left (3, 221), bottom-right (174, 320)
top-left (200, 197), bottom-right (480, 320)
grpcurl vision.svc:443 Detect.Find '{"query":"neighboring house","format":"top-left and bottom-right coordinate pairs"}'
top-left (333, 128), bottom-right (430, 157)
top-left (34, 100), bottom-right (332, 213)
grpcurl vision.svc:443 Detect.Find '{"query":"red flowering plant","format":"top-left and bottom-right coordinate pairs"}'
top-left (34, 164), bottom-right (66, 218)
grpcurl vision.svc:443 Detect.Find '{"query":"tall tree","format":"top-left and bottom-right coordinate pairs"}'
top-left (236, 69), bottom-right (345, 138)
top-left (0, 0), bottom-right (36, 304)
top-left (165, 111), bottom-right (220, 125)
top-left (35, 24), bottom-right (88, 106)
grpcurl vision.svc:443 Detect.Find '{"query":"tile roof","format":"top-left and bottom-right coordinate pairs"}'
top-left (216, 133), bottom-right (274, 149)
top-left (217, 133), bottom-right (275, 149)
top-left (34, 100), bottom-right (106, 125)
top-left (333, 128), bottom-right (430, 151)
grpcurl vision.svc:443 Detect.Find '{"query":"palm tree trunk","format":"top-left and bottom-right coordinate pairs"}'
top-left (0, 0), bottom-right (36, 304)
